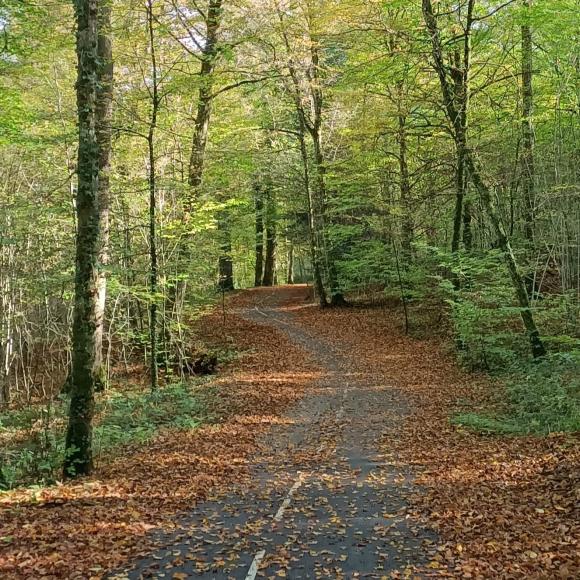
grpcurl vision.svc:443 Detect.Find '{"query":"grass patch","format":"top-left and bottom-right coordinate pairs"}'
top-left (454, 354), bottom-right (580, 435)
top-left (0, 382), bottom-right (207, 490)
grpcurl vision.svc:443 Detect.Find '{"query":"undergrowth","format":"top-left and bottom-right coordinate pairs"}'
top-left (0, 382), bottom-right (208, 490)
top-left (454, 354), bottom-right (580, 435)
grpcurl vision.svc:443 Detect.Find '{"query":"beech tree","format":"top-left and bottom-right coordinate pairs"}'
top-left (64, 0), bottom-right (102, 477)
top-left (422, 0), bottom-right (546, 358)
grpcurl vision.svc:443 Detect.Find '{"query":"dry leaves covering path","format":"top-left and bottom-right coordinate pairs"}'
top-left (112, 285), bottom-right (439, 579)
top-left (1, 285), bottom-right (578, 579)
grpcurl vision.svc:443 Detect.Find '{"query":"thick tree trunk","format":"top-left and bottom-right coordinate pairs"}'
top-left (262, 193), bottom-right (276, 287)
top-left (254, 186), bottom-right (264, 287)
top-left (64, 0), bottom-right (101, 478)
top-left (521, 0), bottom-right (535, 243)
top-left (311, 128), bottom-right (345, 306)
top-left (186, 0), bottom-right (222, 205)
top-left (93, 0), bottom-right (113, 391)
top-left (423, 0), bottom-right (546, 358)
top-left (262, 233), bottom-right (276, 287)
top-left (298, 125), bottom-right (327, 306)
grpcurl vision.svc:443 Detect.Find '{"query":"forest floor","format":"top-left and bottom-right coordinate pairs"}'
top-left (1, 285), bottom-right (578, 579)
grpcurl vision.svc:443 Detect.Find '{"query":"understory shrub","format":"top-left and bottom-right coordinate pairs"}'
top-left (0, 382), bottom-right (206, 490)
top-left (454, 353), bottom-right (580, 435)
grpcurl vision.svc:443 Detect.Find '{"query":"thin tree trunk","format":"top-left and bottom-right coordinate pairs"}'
top-left (311, 127), bottom-right (345, 306)
top-left (277, 9), bottom-right (328, 306)
top-left (397, 111), bottom-right (413, 256)
top-left (463, 198), bottom-right (473, 251)
top-left (93, 0), bottom-right (113, 391)
top-left (451, 21), bottom-right (472, 255)
top-left (218, 212), bottom-right (234, 290)
top-left (168, 0), bottom-right (224, 324)
top-left (465, 154), bottom-right (546, 357)
top-left (452, 140), bottom-right (467, 253)
top-left (64, 0), bottom-right (101, 478)
top-left (422, 0), bottom-right (546, 358)
top-left (521, 0), bottom-right (535, 243)
top-left (287, 242), bottom-right (294, 284)
top-left (146, 0), bottom-right (159, 389)
top-left (254, 186), bottom-right (264, 287)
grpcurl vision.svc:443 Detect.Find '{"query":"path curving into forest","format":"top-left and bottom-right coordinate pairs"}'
top-left (112, 285), bottom-right (440, 579)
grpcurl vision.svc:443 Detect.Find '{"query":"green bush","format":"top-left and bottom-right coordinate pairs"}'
top-left (0, 383), bottom-right (206, 490)
top-left (454, 354), bottom-right (580, 435)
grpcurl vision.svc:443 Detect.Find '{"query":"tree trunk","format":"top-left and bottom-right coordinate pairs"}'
top-left (452, 138), bottom-right (467, 253)
top-left (311, 127), bottom-right (345, 306)
top-left (64, 0), bottom-right (101, 478)
top-left (287, 242), bottom-right (294, 285)
top-left (218, 213), bottom-right (234, 290)
top-left (397, 111), bottom-right (413, 256)
top-left (262, 192), bottom-right (276, 287)
top-left (298, 124), bottom-right (327, 306)
top-left (93, 0), bottom-right (113, 391)
top-left (465, 154), bottom-right (546, 357)
top-left (169, 0), bottom-right (224, 321)
top-left (463, 198), bottom-right (473, 251)
top-left (186, 0), bottom-right (222, 203)
top-left (254, 185), bottom-right (264, 287)
top-left (146, 0), bottom-right (159, 390)
top-left (277, 12), bottom-right (328, 306)
top-left (521, 0), bottom-right (535, 243)
top-left (422, 0), bottom-right (546, 358)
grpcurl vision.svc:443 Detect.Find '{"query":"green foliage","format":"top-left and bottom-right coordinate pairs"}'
top-left (0, 384), bottom-right (206, 490)
top-left (454, 354), bottom-right (580, 435)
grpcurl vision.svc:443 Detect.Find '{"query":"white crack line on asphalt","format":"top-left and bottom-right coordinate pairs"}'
top-left (245, 475), bottom-right (303, 579)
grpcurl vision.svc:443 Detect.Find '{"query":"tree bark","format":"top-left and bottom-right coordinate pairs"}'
top-left (146, 0), bottom-right (159, 390)
top-left (287, 242), bottom-right (294, 284)
top-left (521, 0), bottom-right (535, 243)
top-left (218, 212), bottom-right (234, 290)
top-left (93, 0), bottom-right (113, 391)
top-left (64, 0), bottom-right (101, 478)
top-left (186, 0), bottom-right (223, 207)
top-left (254, 185), bottom-right (264, 287)
top-left (465, 154), bottom-right (546, 357)
top-left (262, 190), bottom-right (276, 287)
top-left (298, 122), bottom-right (327, 306)
top-left (311, 126), bottom-right (345, 306)
top-left (307, 41), bottom-right (345, 307)
top-left (277, 10), bottom-right (328, 306)
top-left (397, 111), bottom-right (413, 256)
top-left (463, 198), bottom-right (473, 251)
